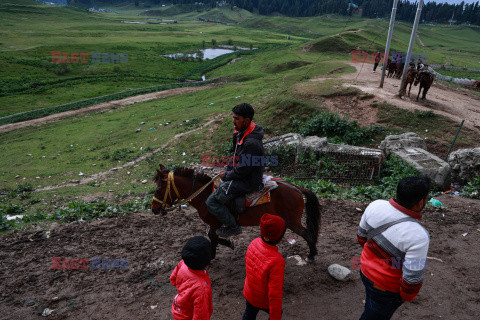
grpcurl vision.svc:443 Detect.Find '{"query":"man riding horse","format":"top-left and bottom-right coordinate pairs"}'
top-left (206, 103), bottom-right (265, 238)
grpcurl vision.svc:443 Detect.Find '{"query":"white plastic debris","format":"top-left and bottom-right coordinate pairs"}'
top-left (328, 264), bottom-right (352, 281)
top-left (41, 308), bottom-right (54, 316)
top-left (150, 305), bottom-right (158, 310)
top-left (287, 238), bottom-right (296, 245)
top-left (79, 172), bottom-right (84, 176)
top-left (462, 233), bottom-right (468, 237)
top-left (141, 179), bottom-right (148, 184)
top-left (6, 215), bottom-right (24, 220)
top-left (181, 204), bottom-right (187, 209)
top-left (182, 152), bottom-right (186, 156)
top-left (287, 255), bottom-right (307, 266)
top-left (136, 128), bottom-right (141, 133)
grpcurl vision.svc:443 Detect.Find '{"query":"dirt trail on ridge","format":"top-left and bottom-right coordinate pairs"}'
top-left (0, 84), bottom-right (215, 134)
top-left (312, 62), bottom-right (480, 134)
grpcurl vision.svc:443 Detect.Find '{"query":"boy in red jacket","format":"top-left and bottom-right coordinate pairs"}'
top-left (243, 213), bottom-right (287, 320)
top-left (170, 236), bottom-right (213, 320)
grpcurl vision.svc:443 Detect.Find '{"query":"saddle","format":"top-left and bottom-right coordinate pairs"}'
top-left (225, 176), bottom-right (279, 218)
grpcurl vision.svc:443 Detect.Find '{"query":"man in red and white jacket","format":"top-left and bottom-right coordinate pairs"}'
top-left (243, 213), bottom-right (286, 320)
top-left (357, 177), bottom-right (430, 320)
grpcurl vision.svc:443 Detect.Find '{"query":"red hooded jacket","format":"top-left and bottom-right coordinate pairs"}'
top-left (243, 237), bottom-right (285, 320)
top-left (170, 260), bottom-right (213, 320)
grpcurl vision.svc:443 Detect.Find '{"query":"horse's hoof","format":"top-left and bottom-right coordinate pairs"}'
top-left (306, 256), bottom-right (315, 264)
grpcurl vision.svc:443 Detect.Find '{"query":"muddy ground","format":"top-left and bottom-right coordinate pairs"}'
top-left (1, 194), bottom-right (479, 320)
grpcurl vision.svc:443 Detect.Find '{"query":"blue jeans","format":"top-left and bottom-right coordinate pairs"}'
top-left (359, 272), bottom-right (404, 320)
top-left (242, 300), bottom-right (269, 320)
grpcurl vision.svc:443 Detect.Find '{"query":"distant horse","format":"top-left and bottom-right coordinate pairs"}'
top-left (387, 61), bottom-right (397, 78)
top-left (151, 166), bottom-right (321, 262)
top-left (401, 65), bottom-right (418, 96)
top-left (395, 62), bottom-right (405, 79)
top-left (414, 71), bottom-right (435, 101)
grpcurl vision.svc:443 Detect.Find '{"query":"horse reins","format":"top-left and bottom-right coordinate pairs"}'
top-left (152, 172), bottom-right (222, 212)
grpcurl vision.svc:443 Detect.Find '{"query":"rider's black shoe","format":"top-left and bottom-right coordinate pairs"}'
top-left (216, 224), bottom-right (242, 238)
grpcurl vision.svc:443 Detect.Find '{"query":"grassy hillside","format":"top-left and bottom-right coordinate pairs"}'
top-left (1, 0), bottom-right (479, 224)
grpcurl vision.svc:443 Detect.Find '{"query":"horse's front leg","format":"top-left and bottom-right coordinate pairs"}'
top-left (408, 82), bottom-right (412, 96)
top-left (417, 86), bottom-right (422, 101)
top-left (207, 225), bottom-right (233, 259)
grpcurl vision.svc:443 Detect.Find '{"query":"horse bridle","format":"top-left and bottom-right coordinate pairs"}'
top-left (152, 171), bottom-right (222, 212)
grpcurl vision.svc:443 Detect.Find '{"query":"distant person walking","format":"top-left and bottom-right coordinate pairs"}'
top-left (373, 52), bottom-right (381, 73)
top-left (356, 177), bottom-right (431, 320)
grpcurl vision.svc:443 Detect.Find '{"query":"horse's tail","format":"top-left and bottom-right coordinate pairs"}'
top-left (299, 187), bottom-right (321, 247)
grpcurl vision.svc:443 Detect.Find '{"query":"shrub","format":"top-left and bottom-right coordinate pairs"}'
top-left (297, 111), bottom-right (383, 145)
top-left (462, 177), bottom-right (480, 199)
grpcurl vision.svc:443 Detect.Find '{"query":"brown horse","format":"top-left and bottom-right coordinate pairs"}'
top-left (387, 61), bottom-right (397, 78)
top-left (401, 66), bottom-right (418, 96)
top-left (395, 62), bottom-right (405, 79)
top-left (414, 71), bottom-right (435, 101)
top-left (151, 166), bottom-right (321, 262)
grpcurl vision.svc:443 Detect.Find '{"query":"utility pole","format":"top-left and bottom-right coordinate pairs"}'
top-left (399, 0), bottom-right (424, 97)
top-left (379, 0), bottom-right (399, 88)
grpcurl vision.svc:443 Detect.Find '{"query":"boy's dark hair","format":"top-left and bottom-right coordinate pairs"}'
top-left (396, 177), bottom-right (430, 209)
top-left (232, 103), bottom-right (254, 120)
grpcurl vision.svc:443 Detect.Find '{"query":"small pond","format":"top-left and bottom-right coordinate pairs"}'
top-left (164, 48), bottom-right (235, 60)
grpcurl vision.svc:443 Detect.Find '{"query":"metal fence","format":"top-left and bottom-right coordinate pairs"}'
top-left (290, 150), bottom-right (383, 186)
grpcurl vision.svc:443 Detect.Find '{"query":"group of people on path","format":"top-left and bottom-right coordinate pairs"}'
top-left (168, 103), bottom-right (432, 319)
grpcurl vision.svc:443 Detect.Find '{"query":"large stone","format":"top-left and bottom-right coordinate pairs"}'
top-left (328, 264), bottom-right (352, 281)
top-left (380, 132), bottom-right (427, 157)
top-left (447, 148), bottom-right (480, 184)
top-left (296, 136), bottom-right (328, 162)
top-left (392, 147), bottom-right (451, 189)
top-left (263, 133), bottom-right (303, 150)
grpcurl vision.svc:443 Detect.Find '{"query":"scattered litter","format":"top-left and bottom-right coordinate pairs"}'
top-left (79, 172), bottom-right (84, 176)
top-left (42, 156), bottom-right (46, 158)
top-left (185, 120), bottom-right (189, 122)
top-left (109, 190), bottom-right (114, 192)
top-left (182, 160), bottom-right (186, 164)
top-left (427, 256), bottom-right (444, 263)
top-left (127, 171), bottom-right (131, 175)
top-left (141, 180), bottom-right (148, 184)
top-left (235, 95), bottom-right (243, 99)
top-left (6, 215), bottom-right (24, 221)
top-left (181, 205), bottom-right (187, 209)
top-left (15, 175), bottom-right (20, 178)
top-left (27, 154), bottom-right (32, 157)
top-left (287, 238), bottom-right (296, 245)
top-left (92, 164), bottom-right (96, 166)
top-left (328, 264), bottom-right (351, 281)
top-left (44, 231), bottom-right (51, 239)
top-left (136, 129), bottom-right (141, 133)
top-left (287, 255), bottom-right (307, 266)
top-left (355, 207), bottom-right (363, 212)
top-left (150, 127), bottom-right (155, 130)
top-left (428, 198), bottom-right (443, 208)
top-left (150, 305), bottom-right (158, 310)
top-left (182, 152), bottom-right (186, 156)
top-left (140, 122), bottom-right (145, 125)
top-left (425, 129), bottom-right (428, 132)
top-left (462, 232), bottom-right (468, 237)
top-left (36, 176), bottom-right (40, 179)
top-left (41, 308), bottom-right (54, 316)
top-left (208, 103), bottom-right (213, 105)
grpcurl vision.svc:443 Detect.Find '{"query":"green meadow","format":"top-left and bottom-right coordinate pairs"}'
top-left (1, 0), bottom-right (479, 227)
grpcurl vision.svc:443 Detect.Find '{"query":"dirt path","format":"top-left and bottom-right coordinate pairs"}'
top-left (0, 84), bottom-right (216, 134)
top-left (36, 114), bottom-right (226, 192)
top-left (0, 195), bottom-right (478, 319)
top-left (312, 62), bottom-right (480, 134)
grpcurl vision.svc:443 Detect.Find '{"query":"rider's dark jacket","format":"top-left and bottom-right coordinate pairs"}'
top-left (222, 121), bottom-right (265, 195)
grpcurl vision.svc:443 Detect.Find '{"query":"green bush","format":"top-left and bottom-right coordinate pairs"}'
top-left (297, 111), bottom-right (383, 145)
top-left (462, 177), bottom-right (480, 199)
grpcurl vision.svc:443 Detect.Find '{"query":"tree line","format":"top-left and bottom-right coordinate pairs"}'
top-left (67, 0), bottom-right (480, 25)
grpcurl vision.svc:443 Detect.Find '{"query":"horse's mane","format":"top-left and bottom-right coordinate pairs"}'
top-left (153, 167), bottom-right (212, 184)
